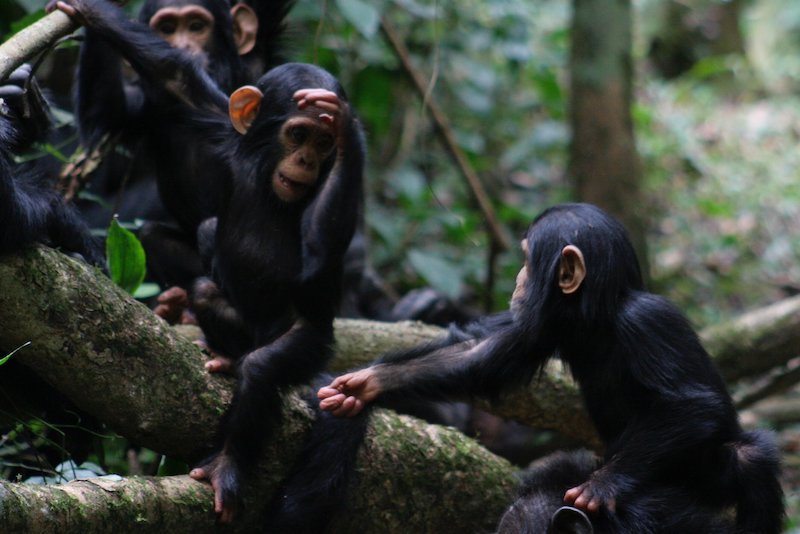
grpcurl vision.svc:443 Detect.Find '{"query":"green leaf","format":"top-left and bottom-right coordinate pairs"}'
top-left (106, 217), bottom-right (147, 295)
top-left (0, 341), bottom-right (30, 366)
top-left (134, 283), bottom-right (161, 300)
top-left (335, 0), bottom-right (379, 38)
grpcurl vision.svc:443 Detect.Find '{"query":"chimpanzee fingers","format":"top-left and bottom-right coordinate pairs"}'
top-left (318, 391), bottom-right (346, 411)
top-left (0, 85), bottom-right (23, 98)
top-left (189, 466), bottom-right (209, 482)
top-left (331, 396), bottom-right (363, 417)
top-left (293, 89), bottom-right (340, 113)
top-left (563, 483), bottom-right (588, 506)
top-left (6, 64), bottom-right (31, 85)
top-left (205, 356), bottom-right (234, 374)
top-left (328, 372), bottom-right (356, 391)
top-left (317, 386), bottom-right (341, 400)
top-left (54, 1), bottom-right (79, 18)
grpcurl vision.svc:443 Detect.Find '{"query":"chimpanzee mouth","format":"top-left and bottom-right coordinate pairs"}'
top-left (276, 172), bottom-right (312, 198)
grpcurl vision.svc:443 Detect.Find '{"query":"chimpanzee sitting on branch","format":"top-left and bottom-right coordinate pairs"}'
top-left (319, 203), bottom-right (784, 533)
top-left (55, 0), bottom-right (365, 525)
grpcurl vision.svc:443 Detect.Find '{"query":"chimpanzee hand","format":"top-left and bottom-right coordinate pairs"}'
top-left (51, 0), bottom-right (88, 24)
top-left (563, 470), bottom-right (626, 514)
top-left (153, 286), bottom-right (191, 325)
top-left (0, 64), bottom-right (31, 116)
top-left (292, 88), bottom-right (348, 145)
top-left (317, 367), bottom-right (381, 417)
top-left (189, 451), bottom-right (242, 523)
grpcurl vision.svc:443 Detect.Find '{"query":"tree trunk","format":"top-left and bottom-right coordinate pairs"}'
top-left (568, 0), bottom-right (649, 276)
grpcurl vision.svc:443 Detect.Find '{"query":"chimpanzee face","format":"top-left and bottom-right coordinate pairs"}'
top-left (271, 113), bottom-right (336, 203)
top-left (149, 5), bottom-right (215, 65)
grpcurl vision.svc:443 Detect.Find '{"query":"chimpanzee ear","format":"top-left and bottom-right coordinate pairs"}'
top-left (229, 85), bottom-right (263, 135)
top-left (559, 245), bottom-right (586, 294)
top-left (230, 3), bottom-right (258, 56)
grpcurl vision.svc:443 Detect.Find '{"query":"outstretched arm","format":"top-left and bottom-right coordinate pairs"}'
top-left (55, 0), bottom-right (228, 114)
top-left (319, 324), bottom-right (543, 417)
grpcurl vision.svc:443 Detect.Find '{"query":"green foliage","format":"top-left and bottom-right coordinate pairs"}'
top-left (290, 0), bottom-right (571, 309)
top-left (106, 217), bottom-right (147, 296)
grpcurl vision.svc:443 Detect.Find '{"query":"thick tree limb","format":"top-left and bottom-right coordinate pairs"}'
top-left (702, 294), bottom-right (800, 382)
top-left (0, 11), bottom-right (79, 81)
top-left (0, 247), bottom-right (516, 532)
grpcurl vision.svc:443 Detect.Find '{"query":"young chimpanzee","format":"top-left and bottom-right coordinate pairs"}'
top-left (62, 0), bottom-right (293, 290)
top-left (319, 203), bottom-right (784, 533)
top-left (56, 0), bottom-right (365, 524)
top-left (0, 65), bottom-right (103, 266)
top-left (183, 64), bottom-right (365, 523)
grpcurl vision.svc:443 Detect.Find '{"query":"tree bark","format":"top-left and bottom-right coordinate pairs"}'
top-left (568, 0), bottom-right (649, 277)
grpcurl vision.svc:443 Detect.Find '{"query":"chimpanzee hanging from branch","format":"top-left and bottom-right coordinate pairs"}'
top-left (319, 203), bottom-right (784, 533)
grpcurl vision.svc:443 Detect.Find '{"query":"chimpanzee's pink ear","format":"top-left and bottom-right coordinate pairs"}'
top-left (229, 85), bottom-right (263, 135)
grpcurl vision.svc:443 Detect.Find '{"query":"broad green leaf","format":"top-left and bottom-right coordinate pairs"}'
top-left (106, 217), bottom-right (147, 295)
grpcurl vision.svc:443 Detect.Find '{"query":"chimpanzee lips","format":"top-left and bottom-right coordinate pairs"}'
top-left (276, 172), bottom-right (312, 200)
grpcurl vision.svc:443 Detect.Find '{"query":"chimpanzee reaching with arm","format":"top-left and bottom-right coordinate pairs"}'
top-left (65, 0), bottom-right (292, 290)
top-left (319, 203), bottom-right (784, 533)
top-left (0, 65), bottom-right (103, 266)
top-left (57, 0), bottom-right (365, 523)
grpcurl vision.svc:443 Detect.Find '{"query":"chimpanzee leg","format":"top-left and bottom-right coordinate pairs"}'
top-left (265, 381), bottom-right (370, 532)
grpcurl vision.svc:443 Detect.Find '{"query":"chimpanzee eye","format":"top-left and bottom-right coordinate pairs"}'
top-left (157, 20), bottom-right (177, 35)
top-left (288, 126), bottom-right (308, 144)
top-left (317, 134), bottom-right (335, 153)
top-left (188, 19), bottom-right (208, 33)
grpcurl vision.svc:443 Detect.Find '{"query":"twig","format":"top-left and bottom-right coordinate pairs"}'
top-left (380, 17), bottom-right (510, 251)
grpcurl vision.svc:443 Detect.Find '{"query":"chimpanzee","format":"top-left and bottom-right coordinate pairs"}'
top-left (57, 0), bottom-right (365, 521)
top-left (183, 64), bottom-right (365, 522)
top-left (319, 203), bottom-right (785, 533)
top-left (0, 65), bottom-right (103, 266)
top-left (63, 0), bottom-right (293, 290)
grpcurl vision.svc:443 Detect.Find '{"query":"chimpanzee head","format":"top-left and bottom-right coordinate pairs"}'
top-left (227, 63), bottom-right (346, 204)
top-left (139, 0), bottom-right (255, 88)
top-left (511, 203), bottom-right (643, 330)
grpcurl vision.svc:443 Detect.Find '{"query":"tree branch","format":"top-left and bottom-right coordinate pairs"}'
top-left (0, 11), bottom-right (79, 81)
top-left (0, 247), bottom-right (516, 532)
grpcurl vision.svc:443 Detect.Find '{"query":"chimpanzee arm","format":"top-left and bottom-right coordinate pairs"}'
top-left (300, 97), bottom-right (366, 282)
top-left (564, 293), bottom-right (736, 513)
top-left (74, 29), bottom-right (143, 147)
top-left (56, 0), bottom-right (228, 115)
top-left (319, 323), bottom-right (548, 417)
top-left (191, 316), bottom-right (336, 520)
top-left (0, 75), bottom-right (104, 265)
